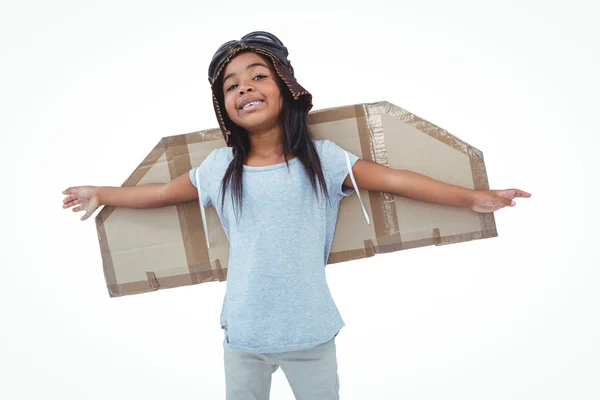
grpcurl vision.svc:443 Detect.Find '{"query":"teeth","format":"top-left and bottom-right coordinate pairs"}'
top-left (243, 100), bottom-right (263, 109)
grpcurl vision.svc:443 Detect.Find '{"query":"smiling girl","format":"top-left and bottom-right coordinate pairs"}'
top-left (63, 31), bottom-right (530, 400)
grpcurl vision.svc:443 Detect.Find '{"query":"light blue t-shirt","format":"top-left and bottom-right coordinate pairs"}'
top-left (189, 140), bottom-right (359, 353)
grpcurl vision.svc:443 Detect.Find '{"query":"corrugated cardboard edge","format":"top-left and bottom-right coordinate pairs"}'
top-left (311, 101), bottom-right (497, 265)
top-left (95, 129), bottom-right (226, 297)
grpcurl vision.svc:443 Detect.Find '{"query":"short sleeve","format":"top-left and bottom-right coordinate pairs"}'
top-left (189, 149), bottom-right (218, 207)
top-left (319, 140), bottom-right (360, 198)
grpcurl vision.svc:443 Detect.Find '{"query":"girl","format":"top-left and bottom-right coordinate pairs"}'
top-left (62, 31), bottom-right (530, 400)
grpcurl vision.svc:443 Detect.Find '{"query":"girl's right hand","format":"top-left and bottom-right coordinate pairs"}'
top-left (62, 186), bottom-right (101, 221)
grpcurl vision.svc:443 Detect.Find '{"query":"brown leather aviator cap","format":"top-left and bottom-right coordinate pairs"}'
top-left (207, 31), bottom-right (313, 142)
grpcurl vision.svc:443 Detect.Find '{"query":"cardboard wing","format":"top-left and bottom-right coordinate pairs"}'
top-left (96, 101), bottom-right (497, 297)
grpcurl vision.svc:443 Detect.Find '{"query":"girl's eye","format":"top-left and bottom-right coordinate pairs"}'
top-left (226, 75), bottom-right (266, 91)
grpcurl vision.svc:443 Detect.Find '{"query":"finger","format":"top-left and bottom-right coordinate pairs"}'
top-left (499, 189), bottom-right (531, 199)
top-left (513, 189), bottom-right (531, 198)
top-left (62, 194), bottom-right (78, 204)
top-left (63, 199), bottom-right (81, 208)
top-left (63, 187), bottom-right (79, 195)
top-left (497, 196), bottom-right (514, 207)
top-left (73, 206), bottom-right (83, 213)
top-left (81, 212), bottom-right (90, 221)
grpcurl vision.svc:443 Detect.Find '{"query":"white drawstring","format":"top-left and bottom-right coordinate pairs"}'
top-left (195, 168), bottom-right (211, 250)
top-left (344, 151), bottom-right (371, 226)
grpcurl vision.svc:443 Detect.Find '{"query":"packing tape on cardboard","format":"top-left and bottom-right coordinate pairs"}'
top-left (361, 103), bottom-right (403, 253)
top-left (165, 134), bottom-right (211, 286)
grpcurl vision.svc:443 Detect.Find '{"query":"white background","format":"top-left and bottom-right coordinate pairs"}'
top-left (1, 0), bottom-right (599, 399)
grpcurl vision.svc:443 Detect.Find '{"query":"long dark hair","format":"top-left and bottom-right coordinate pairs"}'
top-left (216, 76), bottom-right (329, 219)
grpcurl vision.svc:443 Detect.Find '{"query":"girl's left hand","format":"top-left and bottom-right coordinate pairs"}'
top-left (470, 189), bottom-right (531, 213)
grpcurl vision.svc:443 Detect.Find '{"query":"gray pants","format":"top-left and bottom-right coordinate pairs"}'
top-left (223, 337), bottom-right (340, 400)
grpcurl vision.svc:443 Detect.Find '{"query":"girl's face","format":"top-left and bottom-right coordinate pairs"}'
top-left (221, 52), bottom-right (284, 134)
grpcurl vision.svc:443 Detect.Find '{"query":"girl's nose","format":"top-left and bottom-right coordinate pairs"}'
top-left (239, 84), bottom-right (254, 95)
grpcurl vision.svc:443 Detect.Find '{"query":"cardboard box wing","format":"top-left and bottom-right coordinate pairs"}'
top-left (96, 101), bottom-right (497, 297)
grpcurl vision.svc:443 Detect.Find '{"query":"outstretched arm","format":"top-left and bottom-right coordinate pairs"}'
top-left (62, 172), bottom-right (199, 221)
top-left (344, 160), bottom-right (530, 213)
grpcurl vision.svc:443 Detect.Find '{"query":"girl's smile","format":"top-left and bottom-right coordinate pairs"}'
top-left (238, 98), bottom-right (265, 112)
